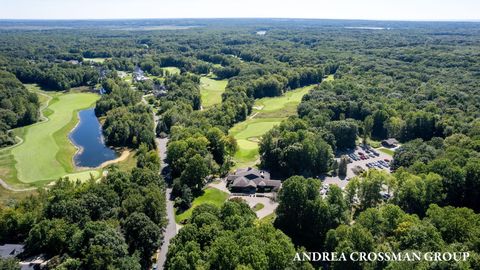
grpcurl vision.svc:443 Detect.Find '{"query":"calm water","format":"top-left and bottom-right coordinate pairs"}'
top-left (70, 108), bottom-right (117, 167)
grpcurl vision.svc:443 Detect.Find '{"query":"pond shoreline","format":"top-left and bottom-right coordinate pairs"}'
top-left (69, 108), bottom-right (119, 170)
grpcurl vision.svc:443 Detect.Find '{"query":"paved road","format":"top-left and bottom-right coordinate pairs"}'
top-left (209, 180), bottom-right (278, 219)
top-left (230, 195), bottom-right (278, 219)
top-left (155, 136), bottom-right (177, 270)
top-left (0, 179), bottom-right (36, 192)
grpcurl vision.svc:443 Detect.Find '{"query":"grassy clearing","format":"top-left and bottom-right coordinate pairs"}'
top-left (324, 74), bottom-right (335, 82)
top-left (252, 203), bottom-right (265, 212)
top-left (163, 67), bottom-right (181, 75)
top-left (115, 150), bottom-right (138, 172)
top-left (200, 76), bottom-right (228, 108)
top-left (378, 148), bottom-right (395, 156)
top-left (366, 138), bottom-right (382, 148)
top-left (83, 58), bottom-right (109, 63)
top-left (0, 87), bottom-right (99, 186)
top-left (256, 212), bottom-right (276, 225)
top-left (63, 170), bottom-right (101, 182)
top-left (175, 187), bottom-right (229, 223)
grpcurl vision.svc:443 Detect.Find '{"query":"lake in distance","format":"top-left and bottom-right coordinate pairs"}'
top-left (70, 108), bottom-right (118, 167)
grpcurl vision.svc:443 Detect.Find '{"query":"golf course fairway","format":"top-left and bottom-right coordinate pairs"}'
top-left (229, 84), bottom-right (316, 168)
top-left (229, 118), bottom-right (282, 168)
top-left (0, 88), bottom-right (100, 186)
top-left (200, 76), bottom-right (228, 108)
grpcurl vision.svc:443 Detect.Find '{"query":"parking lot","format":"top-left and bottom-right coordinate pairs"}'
top-left (321, 145), bottom-right (394, 189)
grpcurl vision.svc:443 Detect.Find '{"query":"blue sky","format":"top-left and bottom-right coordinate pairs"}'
top-left (0, 0), bottom-right (479, 21)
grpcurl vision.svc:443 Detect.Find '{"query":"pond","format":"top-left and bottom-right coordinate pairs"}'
top-left (70, 108), bottom-right (118, 167)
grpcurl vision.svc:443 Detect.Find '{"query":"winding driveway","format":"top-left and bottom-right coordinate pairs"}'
top-left (156, 138), bottom-right (176, 269)
top-left (145, 95), bottom-right (177, 270)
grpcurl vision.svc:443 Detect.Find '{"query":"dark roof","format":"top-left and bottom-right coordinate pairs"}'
top-left (227, 168), bottom-right (281, 190)
top-left (234, 167), bottom-right (270, 180)
top-left (231, 176), bottom-right (251, 188)
top-left (383, 138), bottom-right (399, 145)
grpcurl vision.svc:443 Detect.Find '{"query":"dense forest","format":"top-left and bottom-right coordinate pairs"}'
top-left (0, 71), bottom-right (39, 147)
top-left (0, 148), bottom-right (165, 269)
top-left (0, 19), bottom-right (479, 269)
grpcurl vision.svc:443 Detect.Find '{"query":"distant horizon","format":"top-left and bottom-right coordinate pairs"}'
top-left (1, 0), bottom-right (479, 22)
top-left (0, 17), bottom-right (479, 23)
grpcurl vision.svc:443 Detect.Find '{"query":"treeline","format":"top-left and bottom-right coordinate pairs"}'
top-left (11, 62), bottom-right (99, 90)
top-left (103, 105), bottom-right (156, 149)
top-left (165, 199), bottom-right (313, 269)
top-left (260, 118), bottom-right (333, 177)
top-left (392, 134), bottom-right (480, 211)
top-left (0, 149), bottom-right (166, 269)
top-left (0, 71), bottom-right (39, 147)
top-left (298, 80), bottom-right (447, 143)
top-left (95, 77), bottom-right (154, 149)
top-left (275, 173), bottom-right (480, 269)
top-left (259, 116), bottom-right (358, 178)
top-left (155, 74), bottom-right (202, 135)
top-left (166, 126), bottom-right (237, 210)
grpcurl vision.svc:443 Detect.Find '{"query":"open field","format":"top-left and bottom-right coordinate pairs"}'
top-left (200, 76), bottom-right (228, 108)
top-left (0, 85), bottom-right (100, 187)
top-left (175, 187), bottom-right (229, 223)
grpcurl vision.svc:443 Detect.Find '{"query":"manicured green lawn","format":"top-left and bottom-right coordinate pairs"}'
top-left (254, 85), bottom-right (314, 113)
top-left (229, 118), bottom-right (282, 168)
top-left (378, 148), bottom-right (395, 156)
top-left (228, 85), bottom-right (317, 168)
top-left (175, 187), bottom-right (229, 223)
top-left (163, 67), bottom-right (181, 75)
top-left (252, 203), bottom-right (265, 211)
top-left (1, 88), bottom-right (100, 185)
top-left (200, 76), bottom-right (228, 108)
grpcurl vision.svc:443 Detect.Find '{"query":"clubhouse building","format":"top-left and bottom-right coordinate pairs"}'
top-left (226, 167), bottom-right (281, 193)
